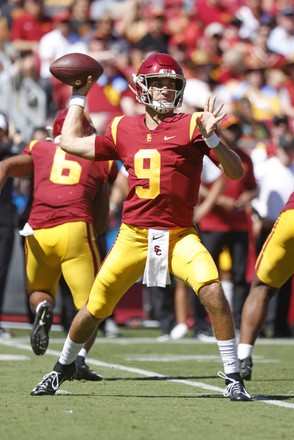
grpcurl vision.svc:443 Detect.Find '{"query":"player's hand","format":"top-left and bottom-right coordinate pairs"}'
top-left (72, 75), bottom-right (94, 97)
top-left (196, 96), bottom-right (226, 138)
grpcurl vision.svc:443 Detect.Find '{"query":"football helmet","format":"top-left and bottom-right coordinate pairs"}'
top-left (52, 109), bottom-right (95, 140)
top-left (131, 53), bottom-right (186, 114)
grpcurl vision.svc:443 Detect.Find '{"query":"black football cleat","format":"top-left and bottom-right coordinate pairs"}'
top-left (239, 356), bottom-right (253, 381)
top-left (74, 355), bottom-right (103, 381)
top-left (218, 371), bottom-right (252, 401)
top-left (31, 361), bottom-right (76, 396)
top-left (30, 301), bottom-right (53, 355)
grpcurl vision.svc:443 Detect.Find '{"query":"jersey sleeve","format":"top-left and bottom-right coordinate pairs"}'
top-left (94, 117), bottom-right (125, 161)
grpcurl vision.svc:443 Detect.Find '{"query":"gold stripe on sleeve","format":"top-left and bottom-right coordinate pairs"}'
top-left (189, 112), bottom-right (203, 142)
top-left (111, 116), bottom-right (125, 145)
top-left (28, 140), bottom-right (38, 151)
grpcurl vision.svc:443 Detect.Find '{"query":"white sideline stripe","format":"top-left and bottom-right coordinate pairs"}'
top-left (1, 339), bottom-right (294, 409)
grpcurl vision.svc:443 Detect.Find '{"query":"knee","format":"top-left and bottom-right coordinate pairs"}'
top-left (87, 298), bottom-right (114, 320)
top-left (198, 282), bottom-right (228, 314)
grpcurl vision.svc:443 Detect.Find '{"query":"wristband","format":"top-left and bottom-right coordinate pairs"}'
top-left (69, 95), bottom-right (86, 108)
top-left (203, 132), bottom-right (220, 149)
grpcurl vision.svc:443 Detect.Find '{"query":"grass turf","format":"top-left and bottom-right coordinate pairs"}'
top-left (0, 327), bottom-right (294, 440)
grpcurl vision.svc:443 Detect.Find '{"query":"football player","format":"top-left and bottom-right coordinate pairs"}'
top-left (30, 52), bottom-right (252, 400)
top-left (0, 109), bottom-right (115, 381)
top-left (238, 191), bottom-right (294, 380)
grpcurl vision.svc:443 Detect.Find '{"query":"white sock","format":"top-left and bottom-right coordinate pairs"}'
top-left (59, 336), bottom-right (84, 365)
top-left (217, 338), bottom-right (239, 374)
top-left (238, 343), bottom-right (253, 360)
top-left (78, 347), bottom-right (87, 359)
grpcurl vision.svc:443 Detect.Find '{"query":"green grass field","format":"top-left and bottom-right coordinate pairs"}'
top-left (1, 326), bottom-right (294, 440)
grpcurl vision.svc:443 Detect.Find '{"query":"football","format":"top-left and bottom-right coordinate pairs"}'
top-left (49, 53), bottom-right (104, 87)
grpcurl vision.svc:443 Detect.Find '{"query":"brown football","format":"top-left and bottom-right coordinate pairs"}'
top-left (49, 53), bottom-right (104, 87)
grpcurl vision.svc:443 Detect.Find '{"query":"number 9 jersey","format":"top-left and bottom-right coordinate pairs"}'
top-left (94, 112), bottom-right (218, 229)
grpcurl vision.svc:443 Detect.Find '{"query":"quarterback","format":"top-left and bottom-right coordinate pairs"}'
top-left (31, 52), bottom-right (252, 401)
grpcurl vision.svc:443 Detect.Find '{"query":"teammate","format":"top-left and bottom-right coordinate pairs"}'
top-left (30, 52), bottom-right (252, 401)
top-left (238, 191), bottom-right (294, 380)
top-left (0, 109), bottom-right (114, 381)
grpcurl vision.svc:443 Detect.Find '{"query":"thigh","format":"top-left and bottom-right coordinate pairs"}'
top-left (25, 229), bottom-right (61, 296)
top-left (87, 223), bottom-right (148, 318)
top-left (61, 222), bottom-right (101, 310)
top-left (256, 210), bottom-right (294, 288)
top-left (170, 227), bottom-right (220, 294)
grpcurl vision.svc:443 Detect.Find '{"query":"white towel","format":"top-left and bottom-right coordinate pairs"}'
top-left (19, 222), bottom-right (35, 236)
top-left (143, 229), bottom-right (171, 287)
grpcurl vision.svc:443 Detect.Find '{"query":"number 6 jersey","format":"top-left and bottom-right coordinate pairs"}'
top-left (22, 140), bottom-right (112, 229)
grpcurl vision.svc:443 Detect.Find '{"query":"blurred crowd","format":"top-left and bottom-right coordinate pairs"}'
top-left (0, 0), bottom-right (294, 339)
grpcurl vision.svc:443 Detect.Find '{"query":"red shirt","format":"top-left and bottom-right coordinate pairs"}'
top-left (282, 192), bottom-right (294, 213)
top-left (94, 113), bottom-right (218, 229)
top-left (23, 140), bottom-right (112, 229)
top-left (10, 12), bottom-right (53, 42)
top-left (198, 148), bottom-right (257, 232)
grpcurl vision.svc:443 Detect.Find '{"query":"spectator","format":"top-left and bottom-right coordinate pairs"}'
top-left (232, 97), bottom-right (271, 165)
top-left (0, 0), bottom-right (23, 39)
top-left (9, 0), bottom-right (53, 82)
top-left (197, 116), bottom-right (258, 332)
top-left (235, 0), bottom-right (275, 42)
top-left (231, 57), bottom-right (283, 124)
top-left (38, 10), bottom-right (88, 119)
top-left (194, 0), bottom-right (234, 28)
top-left (182, 50), bottom-right (220, 113)
top-left (69, 0), bottom-right (93, 39)
top-left (279, 57), bottom-right (294, 130)
top-left (42, 0), bottom-right (74, 18)
top-left (267, 7), bottom-right (294, 58)
top-left (244, 22), bottom-right (286, 69)
top-left (115, 0), bottom-right (149, 46)
top-left (131, 9), bottom-right (170, 69)
top-left (167, 6), bottom-right (202, 62)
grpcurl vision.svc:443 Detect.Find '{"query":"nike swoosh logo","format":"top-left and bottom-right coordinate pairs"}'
top-left (153, 235), bottom-right (163, 240)
top-left (164, 135), bottom-right (176, 141)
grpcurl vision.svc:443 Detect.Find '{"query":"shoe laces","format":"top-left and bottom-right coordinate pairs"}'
top-left (37, 371), bottom-right (60, 391)
top-left (217, 371), bottom-right (251, 399)
top-left (217, 371), bottom-right (242, 397)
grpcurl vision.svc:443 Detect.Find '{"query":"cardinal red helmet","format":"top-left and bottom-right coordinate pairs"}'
top-left (131, 52), bottom-right (186, 113)
top-left (52, 109), bottom-right (95, 139)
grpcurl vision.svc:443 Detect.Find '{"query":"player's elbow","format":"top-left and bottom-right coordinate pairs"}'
top-left (60, 134), bottom-right (73, 153)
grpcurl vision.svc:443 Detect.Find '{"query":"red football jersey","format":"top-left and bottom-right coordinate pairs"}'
top-left (23, 140), bottom-right (112, 229)
top-left (282, 192), bottom-right (294, 213)
top-left (94, 113), bottom-right (217, 229)
top-left (198, 148), bottom-right (257, 232)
